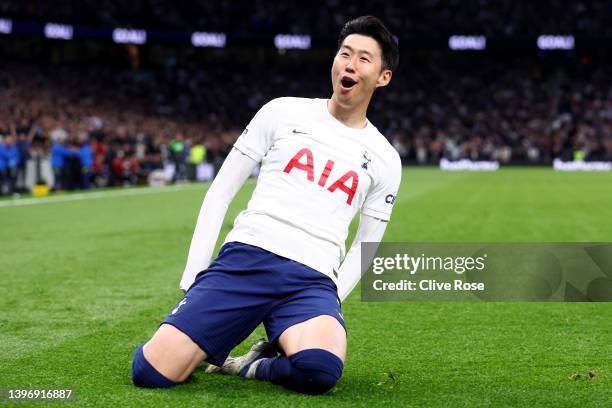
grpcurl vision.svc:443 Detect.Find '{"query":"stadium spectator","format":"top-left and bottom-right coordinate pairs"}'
top-left (91, 137), bottom-right (108, 187)
top-left (0, 136), bottom-right (5, 195)
top-left (79, 135), bottom-right (93, 189)
top-left (2, 133), bottom-right (20, 195)
top-left (50, 139), bottom-right (71, 191)
top-left (188, 138), bottom-right (206, 181)
top-left (16, 130), bottom-right (31, 192)
top-left (168, 133), bottom-right (187, 182)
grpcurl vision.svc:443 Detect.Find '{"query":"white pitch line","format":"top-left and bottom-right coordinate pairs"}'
top-left (0, 184), bottom-right (207, 208)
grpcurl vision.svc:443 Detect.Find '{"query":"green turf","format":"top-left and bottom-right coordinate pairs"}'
top-left (1, 168), bottom-right (611, 407)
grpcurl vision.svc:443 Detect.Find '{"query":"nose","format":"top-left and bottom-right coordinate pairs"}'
top-left (345, 57), bottom-right (356, 73)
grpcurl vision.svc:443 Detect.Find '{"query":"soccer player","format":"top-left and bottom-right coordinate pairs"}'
top-left (132, 15), bottom-right (401, 395)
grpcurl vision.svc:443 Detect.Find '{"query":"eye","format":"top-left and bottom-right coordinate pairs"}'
top-left (340, 52), bottom-right (350, 57)
top-left (360, 57), bottom-right (371, 63)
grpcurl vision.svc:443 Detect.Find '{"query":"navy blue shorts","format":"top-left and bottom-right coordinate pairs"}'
top-left (163, 242), bottom-right (345, 366)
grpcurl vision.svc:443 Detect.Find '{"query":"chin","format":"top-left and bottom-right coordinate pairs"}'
top-left (334, 94), bottom-right (353, 106)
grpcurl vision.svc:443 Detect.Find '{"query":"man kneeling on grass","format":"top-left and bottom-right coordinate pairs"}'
top-left (131, 15), bottom-right (401, 395)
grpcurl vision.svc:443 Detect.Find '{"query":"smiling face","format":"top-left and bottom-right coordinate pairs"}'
top-left (331, 34), bottom-right (392, 110)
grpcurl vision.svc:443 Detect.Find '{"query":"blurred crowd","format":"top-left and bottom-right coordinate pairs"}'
top-left (2, 0), bottom-right (611, 38)
top-left (2, 52), bottom-right (612, 194)
top-left (383, 56), bottom-right (612, 165)
top-left (0, 62), bottom-right (244, 195)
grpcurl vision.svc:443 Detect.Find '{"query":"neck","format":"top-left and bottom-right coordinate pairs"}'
top-left (327, 95), bottom-right (369, 129)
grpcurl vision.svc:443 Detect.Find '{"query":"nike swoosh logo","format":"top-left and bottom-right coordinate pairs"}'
top-left (292, 129), bottom-right (310, 135)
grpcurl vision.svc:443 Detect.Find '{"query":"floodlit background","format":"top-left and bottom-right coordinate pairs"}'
top-left (1, 1), bottom-right (611, 406)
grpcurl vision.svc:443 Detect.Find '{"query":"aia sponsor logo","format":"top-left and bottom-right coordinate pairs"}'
top-left (283, 147), bottom-right (358, 205)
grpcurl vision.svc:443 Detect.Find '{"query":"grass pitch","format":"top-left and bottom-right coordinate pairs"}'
top-left (1, 168), bottom-right (611, 407)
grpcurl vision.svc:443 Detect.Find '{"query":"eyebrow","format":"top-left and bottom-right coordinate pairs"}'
top-left (340, 44), bottom-right (375, 59)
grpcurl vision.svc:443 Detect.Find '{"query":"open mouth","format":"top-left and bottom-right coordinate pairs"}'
top-left (341, 77), bottom-right (357, 89)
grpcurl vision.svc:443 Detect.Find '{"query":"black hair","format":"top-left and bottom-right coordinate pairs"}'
top-left (337, 15), bottom-right (399, 71)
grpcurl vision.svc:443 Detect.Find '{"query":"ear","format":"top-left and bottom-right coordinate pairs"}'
top-left (375, 69), bottom-right (392, 88)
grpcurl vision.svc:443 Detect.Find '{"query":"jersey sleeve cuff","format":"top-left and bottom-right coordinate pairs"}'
top-left (233, 140), bottom-right (262, 162)
top-left (361, 207), bottom-right (391, 221)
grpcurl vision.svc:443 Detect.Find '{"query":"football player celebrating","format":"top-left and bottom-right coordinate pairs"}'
top-left (132, 15), bottom-right (401, 395)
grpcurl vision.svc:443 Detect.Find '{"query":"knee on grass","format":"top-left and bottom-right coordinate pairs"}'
top-left (288, 349), bottom-right (344, 395)
top-left (131, 344), bottom-right (176, 388)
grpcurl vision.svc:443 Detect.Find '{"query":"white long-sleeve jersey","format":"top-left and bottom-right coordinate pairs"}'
top-left (180, 97), bottom-right (402, 300)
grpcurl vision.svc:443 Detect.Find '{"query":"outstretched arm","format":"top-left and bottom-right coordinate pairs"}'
top-left (337, 214), bottom-right (389, 301)
top-left (179, 148), bottom-right (258, 291)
